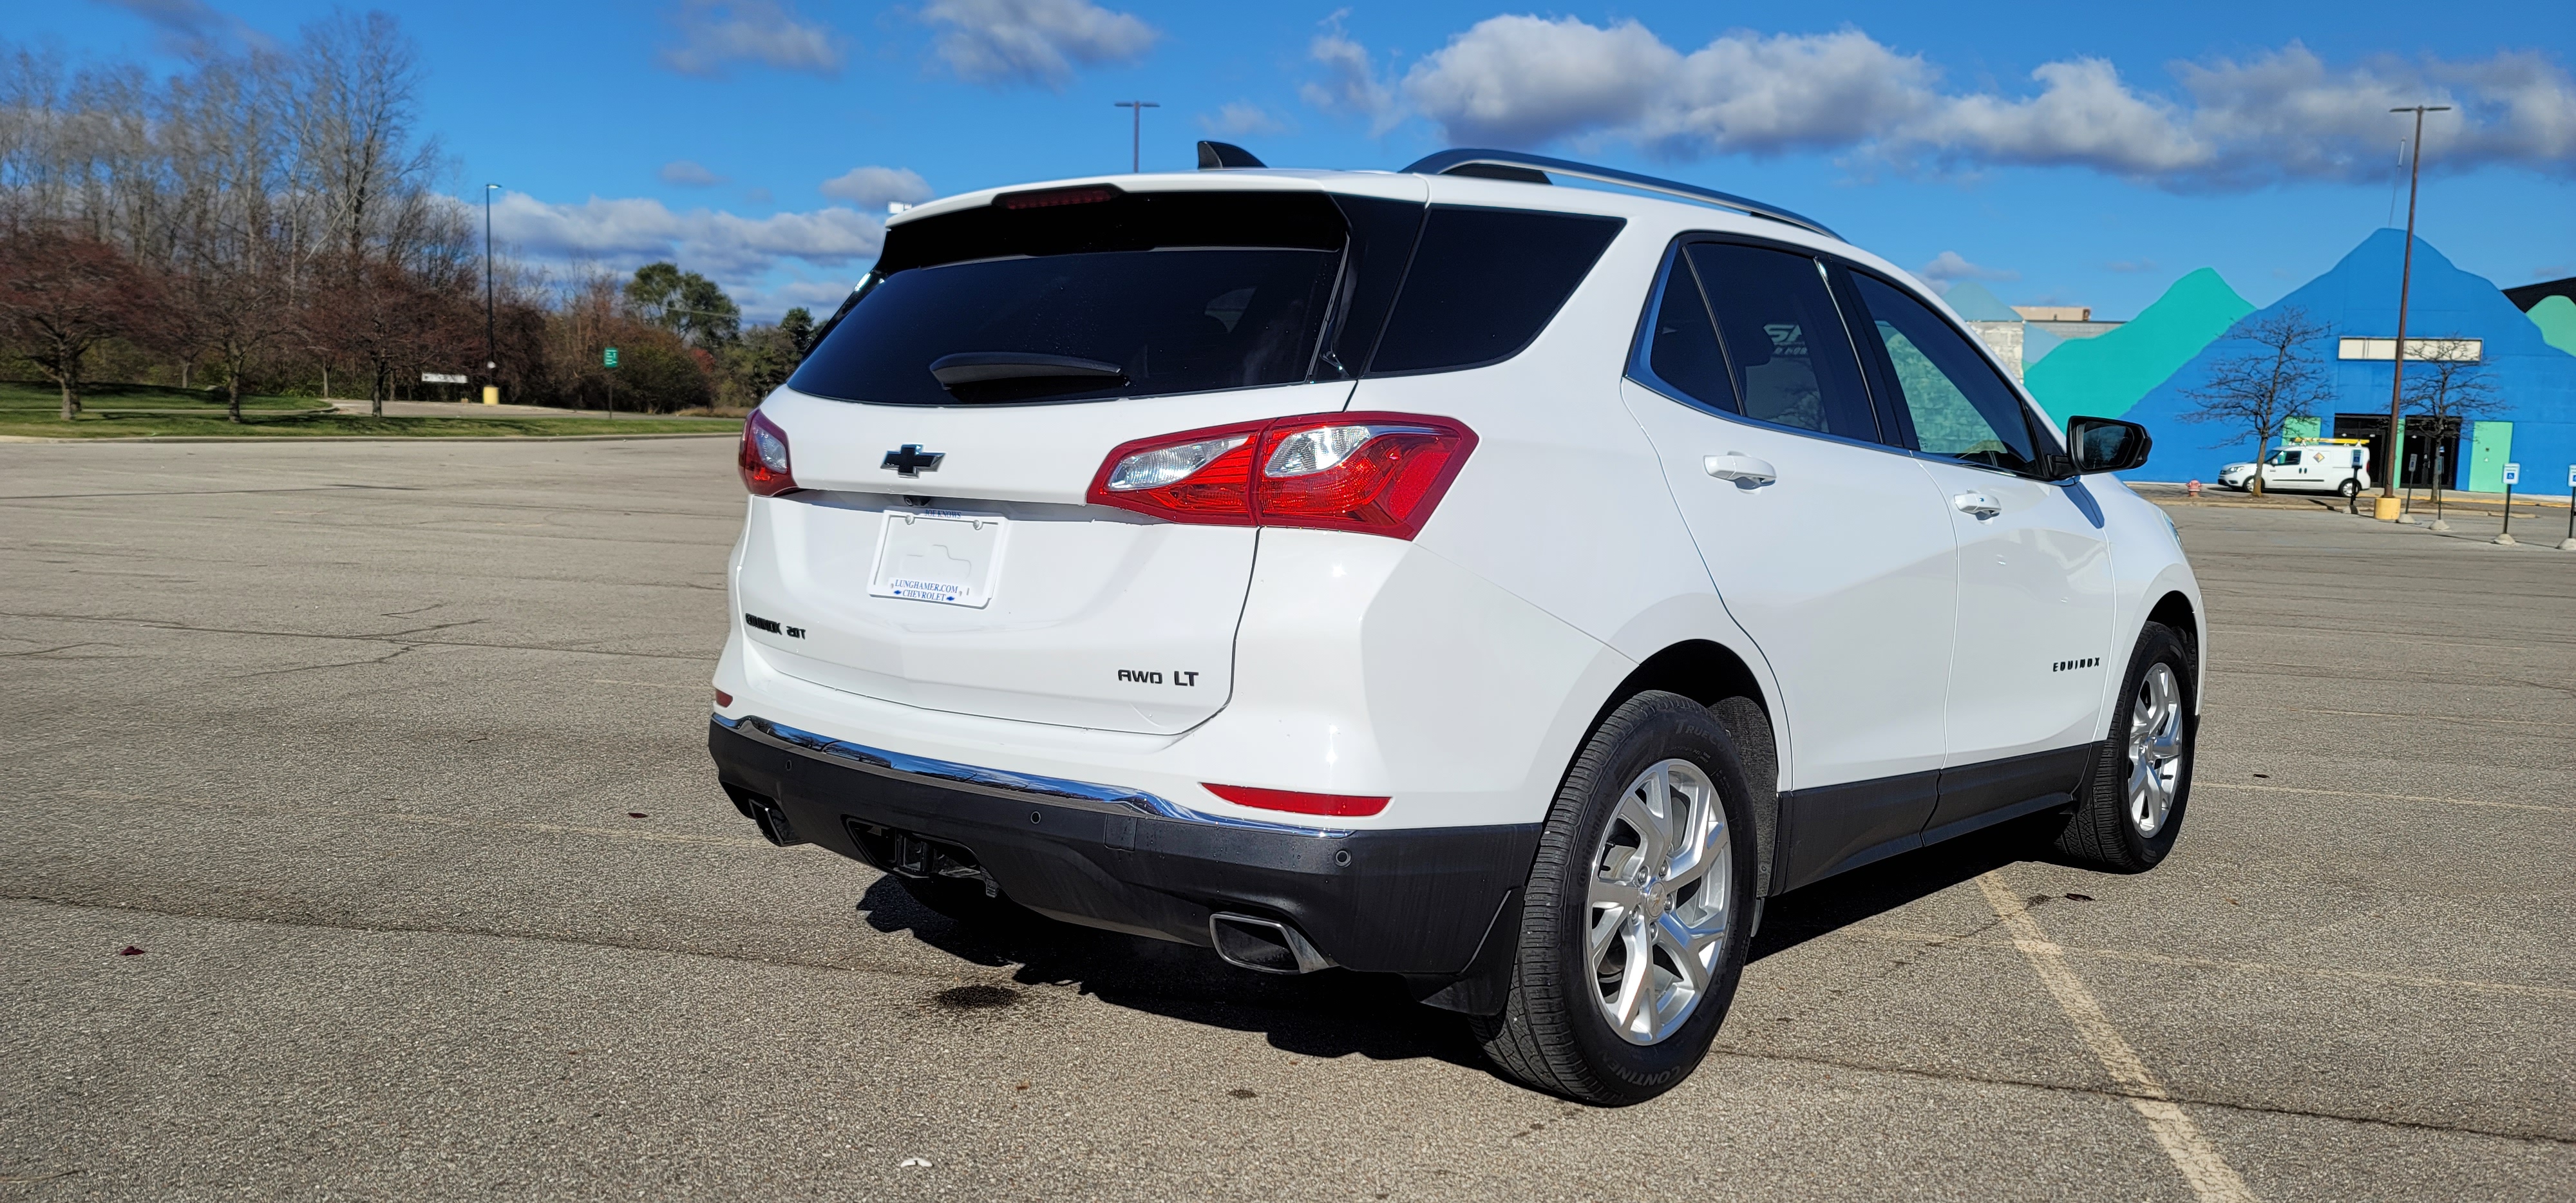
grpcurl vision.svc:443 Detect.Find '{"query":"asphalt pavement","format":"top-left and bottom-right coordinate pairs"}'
top-left (2, 439), bottom-right (2569, 1201)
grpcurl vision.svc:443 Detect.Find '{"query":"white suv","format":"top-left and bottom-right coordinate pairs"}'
top-left (708, 146), bottom-right (2204, 1105)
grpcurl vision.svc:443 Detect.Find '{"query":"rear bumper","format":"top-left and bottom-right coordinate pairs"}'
top-left (707, 715), bottom-right (1537, 982)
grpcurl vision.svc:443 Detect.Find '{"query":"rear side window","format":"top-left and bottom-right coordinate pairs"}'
top-left (1366, 207), bottom-right (1624, 375)
top-left (1640, 250), bottom-right (1736, 411)
top-left (1847, 272), bottom-right (2040, 473)
top-left (1683, 243), bottom-right (1880, 442)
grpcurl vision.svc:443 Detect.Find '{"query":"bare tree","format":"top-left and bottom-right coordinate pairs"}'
top-left (2179, 306), bottom-right (2336, 497)
top-left (0, 223), bottom-right (163, 418)
top-left (2401, 337), bottom-right (2501, 508)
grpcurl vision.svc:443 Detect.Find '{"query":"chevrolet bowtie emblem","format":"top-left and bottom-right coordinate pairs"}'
top-left (882, 445), bottom-right (945, 477)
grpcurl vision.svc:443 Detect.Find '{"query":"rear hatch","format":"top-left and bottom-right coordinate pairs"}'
top-left (734, 180), bottom-right (1423, 734)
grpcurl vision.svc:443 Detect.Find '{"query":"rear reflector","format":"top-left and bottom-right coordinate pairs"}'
top-left (1088, 412), bottom-right (1475, 539)
top-left (714, 689), bottom-right (734, 708)
top-left (1201, 783), bottom-right (1390, 817)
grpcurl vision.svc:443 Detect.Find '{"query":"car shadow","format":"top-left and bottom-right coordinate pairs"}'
top-left (852, 812), bottom-right (2075, 1072)
top-left (1750, 813), bottom-right (2067, 962)
top-left (853, 875), bottom-right (1488, 1071)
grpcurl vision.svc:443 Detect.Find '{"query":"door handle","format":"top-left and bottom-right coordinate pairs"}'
top-left (1705, 453), bottom-right (1777, 485)
top-left (1952, 491), bottom-right (2002, 520)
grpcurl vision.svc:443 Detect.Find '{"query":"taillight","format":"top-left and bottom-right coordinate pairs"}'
top-left (1087, 412), bottom-right (1475, 539)
top-left (739, 409), bottom-right (798, 496)
top-left (1201, 783), bottom-right (1391, 818)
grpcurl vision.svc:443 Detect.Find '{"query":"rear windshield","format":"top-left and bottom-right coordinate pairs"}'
top-left (790, 249), bottom-right (1338, 405)
top-left (788, 187), bottom-right (1625, 406)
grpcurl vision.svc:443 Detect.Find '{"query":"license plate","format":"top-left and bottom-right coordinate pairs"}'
top-left (867, 509), bottom-right (1007, 608)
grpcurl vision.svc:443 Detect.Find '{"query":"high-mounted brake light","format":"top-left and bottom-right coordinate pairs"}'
top-left (739, 409), bottom-right (799, 496)
top-left (1086, 412), bottom-right (1476, 540)
top-left (1202, 783), bottom-right (1391, 818)
top-left (999, 185), bottom-right (1122, 210)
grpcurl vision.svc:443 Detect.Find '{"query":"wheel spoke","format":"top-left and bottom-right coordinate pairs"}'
top-left (1611, 919), bottom-right (1654, 1030)
top-left (1655, 913), bottom-right (1719, 996)
top-left (1613, 788), bottom-right (1669, 871)
top-left (1586, 896), bottom-right (1628, 961)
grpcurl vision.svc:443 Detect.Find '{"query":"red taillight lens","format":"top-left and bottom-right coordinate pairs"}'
top-left (739, 409), bottom-right (798, 496)
top-left (714, 688), bottom-right (733, 707)
top-left (1086, 412), bottom-right (1475, 539)
top-left (1201, 783), bottom-right (1391, 818)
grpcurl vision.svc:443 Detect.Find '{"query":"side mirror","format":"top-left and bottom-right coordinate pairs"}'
top-left (2066, 417), bottom-right (2152, 474)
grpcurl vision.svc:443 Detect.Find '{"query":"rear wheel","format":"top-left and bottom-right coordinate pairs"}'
top-left (2052, 622), bottom-right (2194, 872)
top-left (1471, 692), bottom-right (1757, 1105)
top-left (2338, 477), bottom-right (2362, 498)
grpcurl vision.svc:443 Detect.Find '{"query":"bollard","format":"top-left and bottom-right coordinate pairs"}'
top-left (2373, 495), bottom-right (2402, 521)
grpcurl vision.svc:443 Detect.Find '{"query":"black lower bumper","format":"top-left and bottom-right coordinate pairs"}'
top-left (708, 717), bottom-right (1539, 986)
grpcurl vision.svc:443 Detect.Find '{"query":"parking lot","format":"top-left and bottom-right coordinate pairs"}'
top-left (3, 437), bottom-right (2570, 1200)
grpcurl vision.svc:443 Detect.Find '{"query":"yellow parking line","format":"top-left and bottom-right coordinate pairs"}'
top-left (1977, 873), bottom-right (2258, 1203)
top-left (2201, 781), bottom-right (2571, 813)
top-left (1839, 925), bottom-right (2576, 1001)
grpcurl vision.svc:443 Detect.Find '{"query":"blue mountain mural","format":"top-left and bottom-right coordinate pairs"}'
top-left (2123, 229), bottom-right (2576, 487)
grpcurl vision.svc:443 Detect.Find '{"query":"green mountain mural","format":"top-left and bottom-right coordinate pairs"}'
top-left (2531, 294), bottom-right (2576, 356)
top-left (2023, 268), bottom-right (2252, 422)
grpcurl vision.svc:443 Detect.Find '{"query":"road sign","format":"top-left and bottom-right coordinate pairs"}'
top-left (603, 347), bottom-right (619, 368)
top-left (2502, 462), bottom-right (2519, 486)
top-left (422, 372), bottom-right (469, 384)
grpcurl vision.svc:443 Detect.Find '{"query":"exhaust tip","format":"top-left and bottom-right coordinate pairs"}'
top-left (1209, 913), bottom-right (1334, 975)
top-left (750, 800), bottom-right (805, 847)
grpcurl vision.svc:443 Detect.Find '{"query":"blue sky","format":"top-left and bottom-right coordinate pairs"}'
top-left (26, 0), bottom-right (2576, 320)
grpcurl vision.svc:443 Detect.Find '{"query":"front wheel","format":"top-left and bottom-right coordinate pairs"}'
top-left (1471, 692), bottom-right (1759, 1105)
top-left (2052, 622), bottom-right (2195, 872)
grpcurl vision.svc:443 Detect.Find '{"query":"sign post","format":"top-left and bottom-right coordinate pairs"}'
top-left (603, 347), bottom-right (618, 414)
top-left (2496, 463), bottom-right (2520, 545)
top-left (2564, 465), bottom-right (2575, 551)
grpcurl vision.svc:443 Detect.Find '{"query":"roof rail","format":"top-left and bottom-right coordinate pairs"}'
top-left (1399, 148), bottom-right (1841, 242)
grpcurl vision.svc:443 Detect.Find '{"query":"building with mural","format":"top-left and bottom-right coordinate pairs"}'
top-left (2018, 229), bottom-right (2576, 493)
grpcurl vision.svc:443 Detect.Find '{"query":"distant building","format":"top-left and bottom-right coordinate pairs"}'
top-left (1942, 283), bottom-right (2125, 382)
top-left (2032, 231), bottom-right (2576, 489)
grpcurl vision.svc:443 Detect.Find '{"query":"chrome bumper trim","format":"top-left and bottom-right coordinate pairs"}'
top-left (715, 712), bottom-right (1353, 837)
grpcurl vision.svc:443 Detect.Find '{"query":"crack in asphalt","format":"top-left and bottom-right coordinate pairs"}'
top-left (10, 889), bottom-right (2565, 1151)
top-left (1704, 1047), bottom-right (2576, 1150)
top-left (0, 611), bottom-right (717, 663)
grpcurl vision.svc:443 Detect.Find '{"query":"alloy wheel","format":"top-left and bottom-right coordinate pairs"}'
top-left (2127, 662), bottom-right (2186, 837)
top-left (1586, 759), bottom-right (1731, 1045)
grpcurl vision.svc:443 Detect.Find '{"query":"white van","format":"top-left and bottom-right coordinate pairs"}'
top-left (2219, 439), bottom-right (2372, 497)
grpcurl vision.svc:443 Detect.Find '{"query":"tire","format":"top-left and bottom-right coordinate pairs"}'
top-left (1470, 691), bottom-right (1759, 1105)
top-left (2052, 621), bottom-right (2195, 873)
top-left (2338, 477), bottom-right (2362, 498)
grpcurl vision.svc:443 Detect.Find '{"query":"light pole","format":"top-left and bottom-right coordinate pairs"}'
top-left (2380, 106), bottom-right (2450, 515)
top-left (484, 184), bottom-right (497, 397)
top-left (1113, 100), bottom-right (1159, 172)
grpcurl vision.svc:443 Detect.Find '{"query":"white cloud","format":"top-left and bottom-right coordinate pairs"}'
top-left (659, 160), bottom-right (726, 186)
top-left (1392, 18), bottom-right (2576, 189)
top-left (488, 191), bottom-right (886, 285)
top-left (1917, 251), bottom-right (2020, 289)
top-left (818, 166), bottom-right (933, 209)
top-left (1200, 102), bottom-right (1294, 138)
top-left (1299, 12), bottom-right (1401, 134)
top-left (658, 0), bottom-right (843, 78)
top-left (922, 0), bottom-right (1157, 90)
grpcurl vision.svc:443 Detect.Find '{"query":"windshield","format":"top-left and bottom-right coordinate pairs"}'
top-left (788, 248), bottom-right (1338, 405)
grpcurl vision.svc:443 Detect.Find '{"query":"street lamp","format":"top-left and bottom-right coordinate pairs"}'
top-left (1113, 100), bottom-right (1159, 173)
top-left (2379, 105), bottom-right (2450, 516)
top-left (484, 183), bottom-right (500, 393)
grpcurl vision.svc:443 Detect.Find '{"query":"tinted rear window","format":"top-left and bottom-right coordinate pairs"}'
top-left (1365, 207), bottom-right (1624, 375)
top-left (788, 249), bottom-right (1338, 405)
